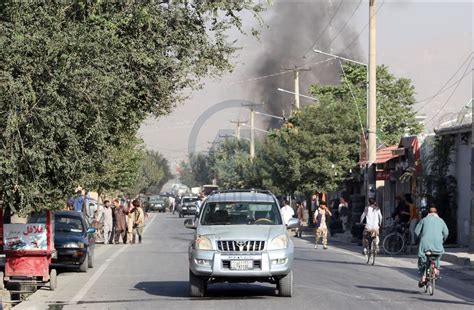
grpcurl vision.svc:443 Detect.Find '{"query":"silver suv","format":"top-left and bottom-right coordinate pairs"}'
top-left (184, 189), bottom-right (298, 297)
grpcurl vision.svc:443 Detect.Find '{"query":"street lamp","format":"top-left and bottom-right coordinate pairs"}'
top-left (277, 88), bottom-right (319, 102)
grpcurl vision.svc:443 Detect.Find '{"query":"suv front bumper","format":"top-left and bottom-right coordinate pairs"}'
top-left (189, 248), bottom-right (293, 278)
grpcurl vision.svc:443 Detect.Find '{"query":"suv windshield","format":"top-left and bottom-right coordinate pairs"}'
top-left (183, 197), bottom-right (199, 204)
top-left (200, 201), bottom-right (282, 225)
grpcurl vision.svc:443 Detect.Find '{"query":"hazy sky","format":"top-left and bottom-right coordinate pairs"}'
top-left (139, 0), bottom-right (472, 172)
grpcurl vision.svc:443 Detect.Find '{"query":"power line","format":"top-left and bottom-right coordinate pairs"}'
top-left (425, 58), bottom-right (472, 126)
top-left (321, 0), bottom-right (363, 52)
top-left (299, 0), bottom-right (345, 61)
top-left (338, 60), bottom-right (367, 146)
top-left (414, 69), bottom-right (471, 105)
top-left (415, 53), bottom-right (473, 113)
top-left (337, 0), bottom-right (385, 55)
top-left (222, 58), bottom-right (334, 85)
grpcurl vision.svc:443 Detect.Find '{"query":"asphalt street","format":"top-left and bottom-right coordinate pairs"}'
top-left (16, 213), bottom-right (474, 310)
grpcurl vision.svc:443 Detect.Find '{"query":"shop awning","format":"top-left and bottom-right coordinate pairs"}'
top-left (359, 145), bottom-right (405, 166)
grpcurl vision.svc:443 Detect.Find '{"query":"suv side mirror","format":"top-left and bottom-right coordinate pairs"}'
top-left (184, 218), bottom-right (197, 229)
top-left (286, 218), bottom-right (299, 229)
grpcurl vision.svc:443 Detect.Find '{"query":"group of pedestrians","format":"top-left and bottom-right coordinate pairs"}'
top-left (102, 198), bottom-right (145, 245)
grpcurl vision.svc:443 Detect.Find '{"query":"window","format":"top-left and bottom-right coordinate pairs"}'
top-left (201, 202), bottom-right (282, 225)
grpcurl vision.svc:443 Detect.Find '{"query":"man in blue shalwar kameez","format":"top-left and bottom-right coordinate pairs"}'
top-left (414, 206), bottom-right (449, 287)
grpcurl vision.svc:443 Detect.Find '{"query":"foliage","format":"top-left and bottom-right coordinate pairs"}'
top-left (178, 153), bottom-right (212, 188)
top-left (262, 97), bottom-right (360, 194)
top-left (423, 135), bottom-right (457, 244)
top-left (126, 150), bottom-right (172, 196)
top-left (0, 1), bottom-right (263, 214)
top-left (309, 63), bottom-right (423, 146)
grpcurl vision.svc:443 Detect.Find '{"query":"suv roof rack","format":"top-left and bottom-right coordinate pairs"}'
top-left (208, 189), bottom-right (274, 196)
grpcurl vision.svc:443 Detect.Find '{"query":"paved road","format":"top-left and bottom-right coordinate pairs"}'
top-left (16, 213), bottom-right (474, 310)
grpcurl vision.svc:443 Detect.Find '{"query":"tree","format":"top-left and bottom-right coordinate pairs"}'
top-left (309, 63), bottom-right (423, 145)
top-left (128, 150), bottom-right (172, 196)
top-left (0, 1), bottom-right (263, 214)
top-left (261, 98), bottom-right (359, 194)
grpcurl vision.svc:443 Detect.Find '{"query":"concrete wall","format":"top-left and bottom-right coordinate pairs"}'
top-left (453, 133), bottom-right (472, 246)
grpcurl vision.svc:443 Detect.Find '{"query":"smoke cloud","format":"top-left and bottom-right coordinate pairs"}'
top-left (247, 1), bottom-right (364, 123)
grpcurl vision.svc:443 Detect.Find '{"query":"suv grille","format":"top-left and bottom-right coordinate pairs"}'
top-left (217, 240), bottom-right (265, 252)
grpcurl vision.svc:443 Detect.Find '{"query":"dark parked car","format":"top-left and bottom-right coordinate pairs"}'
top-left (146, 196), bottom-right (167, 212)
top-left (178, 196), bottom-right (199, 218)
top-left (53, 211), bottom-right (96, 272)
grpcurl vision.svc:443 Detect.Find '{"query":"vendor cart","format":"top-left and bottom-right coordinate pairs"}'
top-left (0, 210), bottom-right (57, 291)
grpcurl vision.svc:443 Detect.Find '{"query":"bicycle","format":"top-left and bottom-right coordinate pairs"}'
top-left (382, 218), bottom-right (409, 255)
top-left (422, 250), bottom-right (441, 296)
top-left (365, 230), bottom-right (377, 265)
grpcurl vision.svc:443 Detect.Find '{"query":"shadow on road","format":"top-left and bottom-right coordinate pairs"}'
top-left (355, 285), bottom-right (474, 306)
top-left (134, 281), bottom-right (276, 300)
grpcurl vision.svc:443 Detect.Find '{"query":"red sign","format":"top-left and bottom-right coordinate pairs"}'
top-left (376, 171), bottom-right (392, 180)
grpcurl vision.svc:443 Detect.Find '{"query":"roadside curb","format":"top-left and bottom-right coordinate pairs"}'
top-left (442, 253), bottom-right (473, 267)
top-left (300, 231), bottom-right (474, 268)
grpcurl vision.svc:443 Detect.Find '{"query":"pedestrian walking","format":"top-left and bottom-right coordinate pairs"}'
top-left (126, 200), bottom-right (137, 244)
top-left (132, 200), bottom-right (145, 244)
top-left (280, 200), bottom-right (295, 226)
top-left (103, 200), bottom-right (113, 244)
top-left (405, 193), bottom-right (419, 245)
top-left (296, 201), bottom-right (305, 237)
top-left (113, 199), bottom-right (127, 244)
top-left (338, 197), bottom-right (349, 232)
top-left (313, 201), bottom-right (332, 249)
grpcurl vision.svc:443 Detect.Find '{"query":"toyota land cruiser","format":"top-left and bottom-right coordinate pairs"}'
top-left (184, 189), bottom-right (298, 297)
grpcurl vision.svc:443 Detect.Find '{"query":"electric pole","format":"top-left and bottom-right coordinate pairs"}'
top-left (242, 103), bottom-right (263, 160)
top-left (230, 120), bottom-right (247, 141)
top-left (282, 67), bottom-right (310, 110)
top-left (250, 105), bottom-right (255, 159)
top-left (367, 0), bottom-right (377, 198)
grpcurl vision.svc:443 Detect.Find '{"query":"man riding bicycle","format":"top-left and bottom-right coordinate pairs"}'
top-left (414, 206), bottom-right (449, 287)
top-left (360, 198), bottom-right (382, 255)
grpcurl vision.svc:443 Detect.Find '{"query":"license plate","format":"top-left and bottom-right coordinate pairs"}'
top-left (230, 260), bottom-right (253, 270)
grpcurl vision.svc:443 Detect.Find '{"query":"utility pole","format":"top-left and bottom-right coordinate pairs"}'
top-left (282, 67), bottom-right (310, 110)
top-left (242, 103), bottom-right (263, 160)
top-left (230, 120), bottom-right (247, 141)
top-left (250, 105), bottom-right (255, 159)
top-left (367, 0), bottom-right (377, 198)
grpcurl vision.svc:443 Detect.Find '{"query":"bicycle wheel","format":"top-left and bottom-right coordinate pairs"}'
top-left (366, 245), bottom-right (371, 264)
top-left (383, 232), bottom-right (405, 255)
top-left (429, 264), bottom-right (436, 295)
top-left (370, 239), bottom-right (376, 265)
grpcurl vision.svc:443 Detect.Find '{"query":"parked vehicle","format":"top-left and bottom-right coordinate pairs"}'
top-left (184, 189), bottom-right (298, 297)
top-left (178, 196), bottom-right (199, 218)
top-left (145, 195), bottom-right (167, 213)
top-left (52, 211), bottom-right (96, 272)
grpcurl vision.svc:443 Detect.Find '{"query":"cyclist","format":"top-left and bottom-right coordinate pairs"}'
top-left (414, 206), bottom-right (449, 287)
top-left (360, 198), bottom-right (382, 255)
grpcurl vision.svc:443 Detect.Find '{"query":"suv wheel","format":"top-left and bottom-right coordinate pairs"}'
top-left (277, 270), bottom-right (293, 297)
top-left (189, 270), bottom-right (207, 297)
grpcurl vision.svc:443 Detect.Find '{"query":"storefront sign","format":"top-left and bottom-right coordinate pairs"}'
top-left (392, 148), bottom-right (406, 156)
top-left (3, 224), bottom-right (47, 251)
top-left (376, 171), bottom-right (391, 180)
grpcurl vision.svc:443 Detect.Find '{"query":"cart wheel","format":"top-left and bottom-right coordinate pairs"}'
top-left (0, 271), bottom-right (4, 290)
top-left (50, 269), bottom-right (57, 291)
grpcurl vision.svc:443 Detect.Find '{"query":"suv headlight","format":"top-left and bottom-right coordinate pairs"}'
top-left (195, 235), bottom-right (212, 250)
top-left (268, 235), bottom-right (288, 250)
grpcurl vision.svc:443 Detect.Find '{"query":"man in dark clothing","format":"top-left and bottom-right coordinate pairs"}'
top-left (113, 199), bottom-right (127, 244)
top-left (392, 195), bottom-right (410, 225)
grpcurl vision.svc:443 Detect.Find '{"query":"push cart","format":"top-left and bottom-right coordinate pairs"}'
top-left (0, 210), bottom-right (57, 291)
